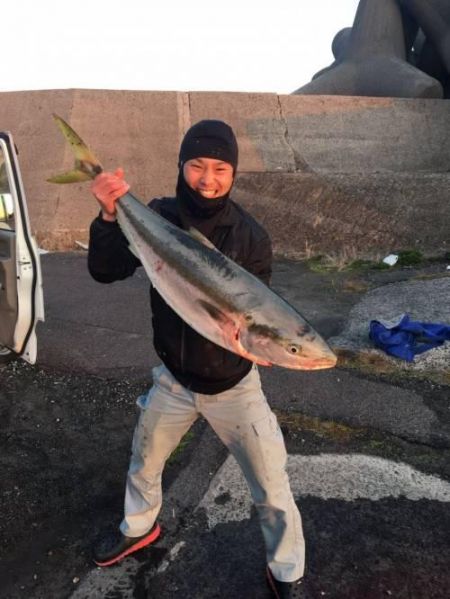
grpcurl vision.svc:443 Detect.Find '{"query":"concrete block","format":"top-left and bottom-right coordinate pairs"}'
top-left (234, 172), bottom-right (450, 258)
top-left (0, 90), bottom-right (448, 255)
top-left (46, 90), bottom-right (181, 248)
top-left (278, 95), bottom-right (450, 173)
top-left (188, 92), bottom-right (296, 173)
top-left (0, 89), bottom-right (73, 243)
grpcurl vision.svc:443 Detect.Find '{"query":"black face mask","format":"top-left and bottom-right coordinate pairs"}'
top-left (175, 171), bottom-right (232, 239)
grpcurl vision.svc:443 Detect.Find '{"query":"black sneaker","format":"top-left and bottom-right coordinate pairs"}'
top-left (266, 567), bottom-right (309, 599)
top-left (93, 522), bottom-right (161, 567)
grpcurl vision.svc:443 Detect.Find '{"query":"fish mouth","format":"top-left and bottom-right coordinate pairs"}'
top-left (296, 355), bottom-right (338, 370)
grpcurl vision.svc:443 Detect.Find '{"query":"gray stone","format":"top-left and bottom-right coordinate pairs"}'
top-left (400, 0), bottom-right (450, 97)
top-left (330, 278), bottom-right (450, 380)
top-left (294, 0), bottom-right (443, 98)
top-left (399, 0), bottom-right (450, 73)
top-left (311, 28), bottom-right (352, 81)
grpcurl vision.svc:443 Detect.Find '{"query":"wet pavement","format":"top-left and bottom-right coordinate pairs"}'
top-left (0, 252), bottom-right (449, 599)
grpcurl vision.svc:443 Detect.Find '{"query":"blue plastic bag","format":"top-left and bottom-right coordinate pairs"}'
top-left (369, 314), bottom-right (450, 362)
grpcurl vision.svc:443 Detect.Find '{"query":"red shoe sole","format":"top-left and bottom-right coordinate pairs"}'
top-left (94, 523), bottom-right (161, 567)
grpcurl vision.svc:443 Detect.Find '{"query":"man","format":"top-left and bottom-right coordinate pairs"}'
top-left (88, 120), bottom-right (307, 598)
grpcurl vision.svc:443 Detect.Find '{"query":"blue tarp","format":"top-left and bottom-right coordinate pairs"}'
top-left (369, 314), bottom-right (450, 362)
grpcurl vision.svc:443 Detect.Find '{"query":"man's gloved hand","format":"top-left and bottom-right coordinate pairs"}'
top-left (91, 168), bottom-right (130, 222)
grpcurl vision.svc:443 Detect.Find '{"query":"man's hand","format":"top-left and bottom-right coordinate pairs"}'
top-left (91, 168), bottom-right (130, 222)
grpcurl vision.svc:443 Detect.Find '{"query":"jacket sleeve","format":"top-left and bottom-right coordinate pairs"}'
top-left (245, 232), bottom-right (273, 286)
top-left (87, 215), bottom-right (142, 283)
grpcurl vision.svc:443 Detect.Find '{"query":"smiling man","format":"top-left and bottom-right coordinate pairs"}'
top-left (87, 120), bottom-right (308, 598)
top-left (183, 156), bottom-right (233, 198)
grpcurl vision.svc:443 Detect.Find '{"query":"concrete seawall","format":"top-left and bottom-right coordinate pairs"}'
top-left (1, 89), bottom-right (448, 257)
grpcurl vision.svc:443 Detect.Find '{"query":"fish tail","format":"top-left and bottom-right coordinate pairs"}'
top-left (47, 114), bottom-right (103, 184)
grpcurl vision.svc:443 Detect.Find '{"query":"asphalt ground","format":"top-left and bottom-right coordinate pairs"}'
top-left (0, 252), bottom-right (449, 599)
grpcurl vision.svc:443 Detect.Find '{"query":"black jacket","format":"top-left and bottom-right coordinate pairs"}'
top-left (88, 197), bottom-right (272, 394)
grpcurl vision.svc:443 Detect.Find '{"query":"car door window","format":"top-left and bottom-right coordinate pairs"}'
top-left (0, 160), bottom-right (15, 231)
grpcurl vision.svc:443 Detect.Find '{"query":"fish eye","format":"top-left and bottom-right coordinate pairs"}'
top-left (288, 344), bottom-right (301, 355)
top-left (244, 314), bottom-right (253, 322)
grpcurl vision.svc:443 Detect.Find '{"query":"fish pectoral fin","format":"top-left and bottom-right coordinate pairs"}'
top-left (232, 336), bottom-right (273, 367)
top-left (197, 299), bottom-right (272, 366)
top-left (188, 227), bottom-right (216, 250)
top-left (197, 300), bottom-right (233, 325)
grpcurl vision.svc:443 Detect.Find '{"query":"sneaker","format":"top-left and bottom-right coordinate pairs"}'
top-left (266, 566), bottom-right (309, 599)
top-left (93, 522), bottom-right (161, 567)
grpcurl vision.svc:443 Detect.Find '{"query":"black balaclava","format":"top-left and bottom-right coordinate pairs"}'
top-left (176, 120), bottom-right (238, 236)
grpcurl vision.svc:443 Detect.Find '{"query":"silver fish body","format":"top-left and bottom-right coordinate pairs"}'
top-left (116, 193), bottom-right (337, 370)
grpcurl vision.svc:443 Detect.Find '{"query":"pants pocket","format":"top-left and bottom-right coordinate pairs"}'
top-left (251, 410), bottom-right (282, 440)
top-left (243, 410), bottom-right (288, 485)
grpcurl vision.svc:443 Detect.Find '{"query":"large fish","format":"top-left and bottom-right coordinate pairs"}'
top-left (48, 115), bottom-right (337, 370)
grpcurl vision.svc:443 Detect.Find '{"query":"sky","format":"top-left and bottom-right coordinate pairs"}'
top-left (3, 0), bottom-right (359, 95)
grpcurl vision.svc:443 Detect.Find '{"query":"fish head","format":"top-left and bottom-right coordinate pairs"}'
top-left (238, 310), bottom-right (337, 371)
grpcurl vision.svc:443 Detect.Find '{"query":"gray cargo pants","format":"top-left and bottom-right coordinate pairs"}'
top-left (120, 363), bottom-right (305, 582)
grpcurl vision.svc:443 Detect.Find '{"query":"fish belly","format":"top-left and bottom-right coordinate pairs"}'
top-left (119, 213), bottom-right (239, 353)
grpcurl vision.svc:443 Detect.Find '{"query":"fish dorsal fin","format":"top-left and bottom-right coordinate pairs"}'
top-left (188, 227), bottom-right (216, 250)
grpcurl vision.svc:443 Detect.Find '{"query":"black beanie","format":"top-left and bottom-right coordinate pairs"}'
top-left (178, 120), bottom-right (238, 171)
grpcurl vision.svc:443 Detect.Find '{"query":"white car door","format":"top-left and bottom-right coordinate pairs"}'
top-left (0, 132), bottom-right (44, 363)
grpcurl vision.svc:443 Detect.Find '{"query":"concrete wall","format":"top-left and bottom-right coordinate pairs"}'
top-left (0, 89), bottom-right (449, 257)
